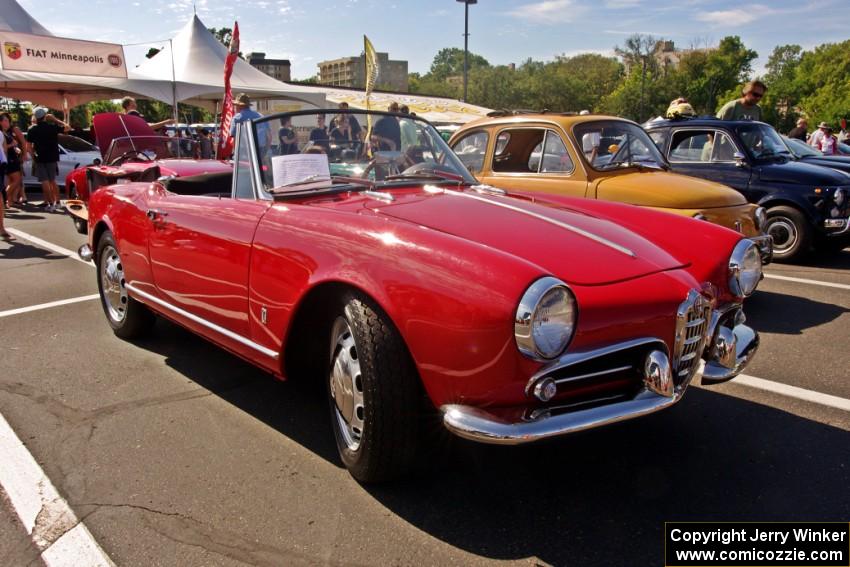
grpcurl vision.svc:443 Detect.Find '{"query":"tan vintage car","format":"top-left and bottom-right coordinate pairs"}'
top-left (449, 112), bottom-right (772, 259)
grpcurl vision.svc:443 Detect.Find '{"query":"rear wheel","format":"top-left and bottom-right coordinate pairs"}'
top-left (764, 206), bottom-right (811, 263)
top-left (327, 292), bottom-right (420, 483)
top-left (96, 231), bottom-right (155, 338)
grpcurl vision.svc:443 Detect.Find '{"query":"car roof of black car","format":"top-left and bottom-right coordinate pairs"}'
top-left (646, 117), bottom-right (772, 129)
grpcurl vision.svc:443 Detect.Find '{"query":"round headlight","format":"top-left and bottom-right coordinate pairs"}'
top-left (515, 277), bottom-right (577, 360)
top-left (835, 188), bottom-right (846, 207)
top-left (754, 207), bottom-right (767, 231)
top-left (728, 239), bottom-right (762, 298)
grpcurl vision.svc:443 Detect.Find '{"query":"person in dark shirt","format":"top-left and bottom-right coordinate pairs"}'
top-left (26, 108), bottom-right (69, 212)
top-left (278, 117), bottom-right (298, 155)
top-left (373, 102), bottom-right (402, 151)
top-left (308, 114), bottom-right (330, 153)
top-left (329, 102), bottom-right (362, 141)
top-left (787, 118), bottom-right (808, 141)
top-left (330, 115), bottom-right (355, 150)
top-left (198, 129), bottom-right (214, 159)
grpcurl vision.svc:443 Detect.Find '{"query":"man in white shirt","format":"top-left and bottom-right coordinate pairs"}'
top-left (809, 121), bottom-right (829, 148)
top-left (582, 130), bottom-right (601, 164)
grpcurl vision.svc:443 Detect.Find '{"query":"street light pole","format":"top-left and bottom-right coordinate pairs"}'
top-left (457, 0), bottom-right (477, 102)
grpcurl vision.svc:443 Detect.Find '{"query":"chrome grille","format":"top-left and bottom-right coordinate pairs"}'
top-left (673, 290), bottom-right (711, 384)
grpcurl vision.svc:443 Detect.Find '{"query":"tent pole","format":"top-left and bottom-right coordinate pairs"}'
top-left (169, 38), bottom-right (178, 125)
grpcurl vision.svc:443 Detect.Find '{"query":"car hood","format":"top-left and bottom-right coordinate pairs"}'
top-left (366, 188), bottom-right (687, 286)
top-left (595, 171), bottom-right (747, 209)
top-left (800, 155), bottom-right (850, 175)
top-left (92, 113), bottom-right (156, 158)
top-left (757, 159), bottom-right (850, 185)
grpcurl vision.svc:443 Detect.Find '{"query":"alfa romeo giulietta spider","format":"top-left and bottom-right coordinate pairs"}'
top-left (79, 109), bottom-right (761, 482)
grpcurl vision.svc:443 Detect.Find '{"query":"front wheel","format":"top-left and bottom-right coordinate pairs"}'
top-left (763, 206), bottom-right (812, 263)
top-left (96, 231), bottom-right (155, 338)
top-left (327, 292), bottom-right (420, 483)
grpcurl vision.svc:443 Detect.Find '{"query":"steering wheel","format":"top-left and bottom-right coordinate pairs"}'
top-left (108, 150), bottom-right (153, 167)
top-left (360, 158), bottom-right (377, 179)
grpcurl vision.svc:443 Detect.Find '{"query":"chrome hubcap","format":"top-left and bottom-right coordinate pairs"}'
top-left (100, 245), bottom-right (128, 322)
top-left (329, 316), bottom-right (364, 451)
top-left (766, 217), bottom-right (797, 253)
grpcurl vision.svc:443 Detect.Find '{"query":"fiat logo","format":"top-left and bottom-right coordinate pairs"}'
top-left (108, 54), bottom-right (121, 67)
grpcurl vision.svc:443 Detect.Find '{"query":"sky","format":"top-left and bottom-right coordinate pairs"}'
top-left (23, 0), bottom-right (850, 80)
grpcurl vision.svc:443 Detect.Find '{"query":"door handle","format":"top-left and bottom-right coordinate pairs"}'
top-left (146, 209), bottom-right (168, 220)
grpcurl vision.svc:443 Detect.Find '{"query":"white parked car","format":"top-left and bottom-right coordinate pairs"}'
top-left (24, 134), bottom-right (101, 191)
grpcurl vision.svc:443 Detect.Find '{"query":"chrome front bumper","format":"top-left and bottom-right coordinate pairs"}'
top-left (441, 311), bottom-right (758, 445)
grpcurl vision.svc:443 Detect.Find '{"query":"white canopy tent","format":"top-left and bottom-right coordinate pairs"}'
top-left (280, 84), bottom-right (491, 124)
top-left (0, 0), bottom-right (175, 109)
top-left (130, 15), bottom-right (326, 111)
top-left (0, 0), bottom-right (51, 36)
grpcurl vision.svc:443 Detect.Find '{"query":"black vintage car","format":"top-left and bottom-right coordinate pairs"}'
top-left (646, 118), bottom-right (850, 261)
top-left (782, 135), bottom-right (850, 174)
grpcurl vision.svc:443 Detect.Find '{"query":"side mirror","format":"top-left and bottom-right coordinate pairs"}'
top-left (733, 152), bottom-right (746, 167)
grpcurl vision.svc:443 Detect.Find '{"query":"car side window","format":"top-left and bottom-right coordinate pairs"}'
top-left (711, 132), bottom-right (737, 162)
top-left (492, 128), bottom-right (545, 173)
top-left (670, 130), bottom-right (713, 162)
top-left (451, 131), bottom-right (488, 174)
top-left (233, 124), bottom-right (255, 199)
top-left (540, 130), bottom-right (573, 174)
top-left (648, 130), bottom-right (667, 152)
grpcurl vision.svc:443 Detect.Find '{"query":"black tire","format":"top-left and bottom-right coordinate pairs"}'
top-left (73, 217), bottom-right (88, 235)
top-left (763, 205), bottom-right (812, 263)
top-left (96, 231), bottom-right (155, 339)
top-left (327, 292), bottom-right (420, 483)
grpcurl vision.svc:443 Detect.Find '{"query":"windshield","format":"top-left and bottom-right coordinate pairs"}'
top-left (573, 120), bottom-right (667, 171)
top-left (251, 109), bottom-right (476, 194)
top-left (104, 136), bottom-right (199, 163)
top-left (783, 136), bottom-right (821, 158)
top-left (736, 124), bottom-right (792, 160)
top-left (59, 134), bottom-right (96, 153)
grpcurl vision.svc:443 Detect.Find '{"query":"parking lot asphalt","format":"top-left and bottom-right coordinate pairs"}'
top-left (1, 204), bottom-right (849, 566)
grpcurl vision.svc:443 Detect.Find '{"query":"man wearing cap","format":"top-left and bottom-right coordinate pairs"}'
top-left (26, 108), bottom-right (69, 212)
top-left (229, 93), bottom-right (271, 154)
top-left (809, 121), bottom-right (830, 148)
top-left (788, 118), bottom-right (808, 141)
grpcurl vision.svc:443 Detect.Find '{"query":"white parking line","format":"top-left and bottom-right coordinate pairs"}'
top-left (0, 295), bottom-right (99, 319)
top-left (0, 412), bottom-right (115, 566)
top-left (764, 273), bottom-right (850, 290)
top-left (5, 227), bottom-right (92, 266)
top-left (730, 374), bottom-right (850, 412)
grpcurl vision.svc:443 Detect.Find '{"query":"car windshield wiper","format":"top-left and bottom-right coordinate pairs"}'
top-left (383, 168), bottom-right (466, 183)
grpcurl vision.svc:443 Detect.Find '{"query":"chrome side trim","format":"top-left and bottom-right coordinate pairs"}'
top-left (553, 365), bottom-right (633, 385)
top-left (525, 337), bottom-right (666, 396)
top-left (125, 283), bottom-right (279, 359)
top-left (443, 189), bottom-right (637, 258)
top-left (363, 190), bottom-right (395, 203)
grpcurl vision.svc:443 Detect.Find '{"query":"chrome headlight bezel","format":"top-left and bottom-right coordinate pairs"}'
top-left (728, 239), bottom-right (763, 298)
top-left (515, 277), bottom-right (578, 361)
top-left (834, 188), bottom-right (846, 207)
top-left (754, 206), bottom-right (767, 231)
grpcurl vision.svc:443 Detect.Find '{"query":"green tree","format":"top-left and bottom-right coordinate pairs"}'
top-left (428, 47), bottom-right (490, 81)
top-left (761, 44), bottom-right (803, 132)
top-left (794, 40), bottom-right (850, 129)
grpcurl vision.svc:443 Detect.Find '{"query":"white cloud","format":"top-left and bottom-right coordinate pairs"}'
top-left (695, 4), bottom-right (773, 26)
top-left (507, 0), bottom-right (586, 24)
top-left (605, 0), bottom-right (641, 7)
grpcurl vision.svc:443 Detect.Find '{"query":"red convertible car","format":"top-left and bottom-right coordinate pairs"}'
top-left (64, 113), bottom-right (230, 234)
top-left (78, 109), bottom-right (762, 482)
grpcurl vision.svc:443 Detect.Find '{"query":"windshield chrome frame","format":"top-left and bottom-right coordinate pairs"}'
top-left (103, 135), bottom-right (198, 164)
top-left (572, 119), bottom-right (669, 172)
top-left (248, 108), bottom-right (478, 191)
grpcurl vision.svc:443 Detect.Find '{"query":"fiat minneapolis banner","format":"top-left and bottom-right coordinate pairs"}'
top-left (0, 31), bottom-right (127, 78)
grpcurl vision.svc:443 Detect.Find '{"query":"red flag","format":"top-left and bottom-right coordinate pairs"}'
top-left (218, 22), bottom-right (239, 159)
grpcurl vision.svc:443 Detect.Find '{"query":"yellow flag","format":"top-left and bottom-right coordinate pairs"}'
top-left (364, 35), bottom-right (378, 156)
